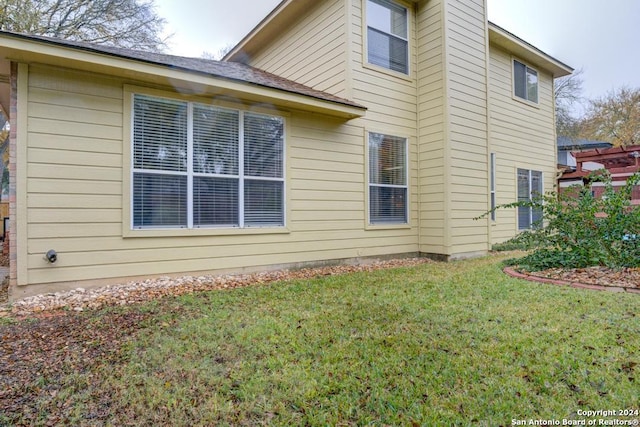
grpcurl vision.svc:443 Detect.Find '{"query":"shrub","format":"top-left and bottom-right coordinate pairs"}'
top-left (480, 171), bottom-right (640, 271)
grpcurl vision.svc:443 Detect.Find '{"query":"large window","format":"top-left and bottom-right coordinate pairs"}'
top-left (132, 94), bottom-right (284, 229)
top-left (517, 168), bottom-right (542, 230)
top-left (367, 0), bottom-right (408, 74)
top-left (369, 132), bottom-right (408, 224)
top-left (513, 59), bottom-right (538, 103)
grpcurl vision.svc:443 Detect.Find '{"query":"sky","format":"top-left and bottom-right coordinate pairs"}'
top-left (154, 0), bottom-right (640, 113)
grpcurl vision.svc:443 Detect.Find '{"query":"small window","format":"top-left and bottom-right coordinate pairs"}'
top-left (132, 94), bottom-right (285, 229)
top-left (513, 59), bottom-right (538, 103)
top-left (367, 0), bottom-right (408, 74)
top-left (517, 168), bottom-right (543, 230)
top-left (369, 132), bottom-right (408, 224)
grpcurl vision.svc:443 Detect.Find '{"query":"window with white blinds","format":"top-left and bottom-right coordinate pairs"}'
top-left (369, 132), bottom-right (408, 224)
top-left (244, 113), bottom-right (285, 226)
top-left (367, 0), bottom-right (409, 74)
top-left (132, 94), bottom-right (285, 229)
top-left (517, 168), bottom-right (543, 230)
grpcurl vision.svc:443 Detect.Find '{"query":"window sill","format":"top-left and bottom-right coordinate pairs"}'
top-left (123, 226), bottom-right (290, 238)
top-left (365, 222), bottom-right (412, 231)
top-left (511, 95), bottom-right (540, 109)
top-left (362, 62), bottom-right (413, 82)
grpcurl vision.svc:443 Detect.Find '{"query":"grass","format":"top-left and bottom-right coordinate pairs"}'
top-left (3, 254), bottom-right (639, 426)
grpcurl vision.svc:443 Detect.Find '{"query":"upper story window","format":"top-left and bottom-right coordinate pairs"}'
top-left (132, 94), bottom-right (285, 230)
top-left (513, 59), bottom-right (538, 103)
top-left (367, 0), bottom-right (408, 74)
top-left (369, 132), bottom-right (408, 224)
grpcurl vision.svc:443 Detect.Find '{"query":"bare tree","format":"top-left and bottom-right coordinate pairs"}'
top-left (0, 0), bottom-right (168, 51)
top-left (200, 51), bottom-right (217, 60)
top-left (581, 86), bottom-right (640, 147)
top-left (200, 43), bottom-right (235, 61)
top-left (555, 68), bottom-right (584, 139)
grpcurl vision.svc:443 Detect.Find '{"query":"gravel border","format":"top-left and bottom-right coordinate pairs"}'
top-left (4, 256), bottom-right (638, 318)
top-left (0, 258), bottom-right (432, 317)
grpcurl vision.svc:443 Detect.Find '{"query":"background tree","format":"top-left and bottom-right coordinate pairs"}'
top-left (201, 44), bottom-right (235, 61)
top-left (0, 0), bottom-right (168, 51)
top-left (554, 68), bottom-right (584, 139)
top-left (580, 86), bottom-right (640, 147)
top-left (0, 0), bottom-right (169, 199)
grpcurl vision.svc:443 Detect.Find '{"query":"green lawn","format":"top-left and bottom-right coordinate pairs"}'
top-left (2, 255), bottom-right (639, 426)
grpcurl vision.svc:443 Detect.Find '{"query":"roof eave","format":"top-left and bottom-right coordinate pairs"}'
top-left (488, 22), bottom-right (573, 78)
top-left (559, 143), bottom-right (612, 151)
top-left (0, 33), bottom-right (365, 119)
top-left (224, 0), bottom-right (304, 63)
top-left (224, 0), bottom-right (420, 63)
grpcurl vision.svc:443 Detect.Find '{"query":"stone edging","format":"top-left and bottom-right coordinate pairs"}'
top-left (503, 267), bottom-right (640, 294)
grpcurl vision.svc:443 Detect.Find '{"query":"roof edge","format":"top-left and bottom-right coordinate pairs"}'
top-left (224, 0), bottom-right (303, 63)
top-left (0, 30), bottom-right (365, 117)
top-left (488, 22), bottom-right (573, 78)
top-left (225, 0), bottom-right (428, 63)
top-left (225, 4), bottom-right (573, 79)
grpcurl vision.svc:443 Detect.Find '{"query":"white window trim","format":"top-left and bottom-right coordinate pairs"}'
top-left (517, 168), bottom-right (543, 231)
top-left (363, 0), bottom-right (412, 79)
top-left (123, 87), bottom-right (289, 237)
top-left (366, 131), bottom-right (410, 228)
top-left (512, 58), bottom-right (539, 107)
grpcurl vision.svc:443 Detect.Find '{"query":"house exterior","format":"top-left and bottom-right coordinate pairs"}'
top-left (0, 0), bottom-right (571, 300)
top-left (557, 136), bottom-right (612, 170)
top-left (225, 0), bottom-right (571, 246)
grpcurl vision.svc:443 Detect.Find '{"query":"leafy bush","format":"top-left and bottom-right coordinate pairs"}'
top-left (481, 171), bottom-right (640, 271)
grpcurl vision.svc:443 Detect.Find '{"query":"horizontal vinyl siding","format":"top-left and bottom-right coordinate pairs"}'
top-left (26, 245), bottom-right (420, 284)
top-left (488, 45), bottom-right (557, 244)
top-left (25, 66), bottom-right (125, 280)
top-left (249, 0), bottom-right (348, 97)
top-left (350, 0), bottom-right (420, 239)
top-left (444, 0), bottom-right (489, 254)
top-left (416, 0), bottom-right (446, 254)
top-left (351, 0), bottom-right (417, 132)
top-left (22, 65), bottom-right (418, 292)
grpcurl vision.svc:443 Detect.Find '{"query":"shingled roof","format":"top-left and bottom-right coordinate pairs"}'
top-left (557, 136), bottom-right (612, 151)
top-left (0, 31), bottom-right (365, 110)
